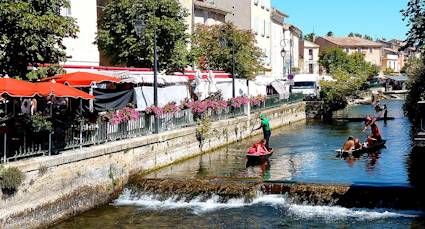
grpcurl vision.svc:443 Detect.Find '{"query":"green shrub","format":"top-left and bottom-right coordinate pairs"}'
top-left (0, 167), bottom-right (25, 192)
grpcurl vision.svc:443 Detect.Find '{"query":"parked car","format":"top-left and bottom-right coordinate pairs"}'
top-left (292, 74), bottom-right (320, 99)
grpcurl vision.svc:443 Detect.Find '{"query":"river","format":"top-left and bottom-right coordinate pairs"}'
top-left (55, 100), bottom-right (425, 228)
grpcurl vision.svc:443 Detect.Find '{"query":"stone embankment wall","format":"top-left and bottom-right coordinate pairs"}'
top-left (305, 101), bottom-right (324, 119)
top-left (0, 102), bottom-right (306, 229)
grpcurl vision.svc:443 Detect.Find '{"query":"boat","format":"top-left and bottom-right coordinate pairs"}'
top-left (246, 150), bottom-right (273, 162)
top-left (334, 117), bottom-right (395, 122)
top-left (336, 140), bottom-right (387, 157)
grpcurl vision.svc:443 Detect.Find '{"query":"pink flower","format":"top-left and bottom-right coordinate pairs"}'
top-left (163, 102), bottom-right (180, 114)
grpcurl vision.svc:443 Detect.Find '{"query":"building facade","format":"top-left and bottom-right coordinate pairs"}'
top-left (270, 8), bottom-right (287, 79)
top-left (193, 0), bottom-right (229, 27)
top-left (282, 24), bottom-right (301, 76)
top-left (315, 36), bottom-right (383, 67)
top-left (300, 40), bottom-right (319, 74)
top-left (62, 0), bottom-right (100, 66)
top-left (214, 0), bottom-right (273, 74)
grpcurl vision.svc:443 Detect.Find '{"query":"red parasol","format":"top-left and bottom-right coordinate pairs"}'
top-left (35, 81), bottom-right (95, 100)
top-left (43, 72), bottom-right (121, 87)
top-left (0, 76), bottom-right (38, 97)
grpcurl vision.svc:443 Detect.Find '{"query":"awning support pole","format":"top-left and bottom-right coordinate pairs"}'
top-left (79, 99), bottom-right (83, 149)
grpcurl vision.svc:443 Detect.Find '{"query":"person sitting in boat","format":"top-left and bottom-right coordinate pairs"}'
top-left (343, 136), bottom-right (355, 152)
top-left (248, 139), bottom-right (270, 156)
top-left (363, 117), bottom-right (382, 146)
top-left (354, 138), bottom-right (362, 150)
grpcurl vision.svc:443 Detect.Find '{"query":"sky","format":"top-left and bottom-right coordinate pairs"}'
top-left (272, 0), bottom-right (409, 40)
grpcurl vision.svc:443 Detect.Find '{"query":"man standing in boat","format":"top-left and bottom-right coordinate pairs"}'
top-left (255, 114), bottom-right (272, 150)
top-left (363, 116), bottom-right (382, 146)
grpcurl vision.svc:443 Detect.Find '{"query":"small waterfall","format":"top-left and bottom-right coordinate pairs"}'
top-left (114, 178), bottom-right (425, 219)
top-left (113, 189), bottom-right (423, 219)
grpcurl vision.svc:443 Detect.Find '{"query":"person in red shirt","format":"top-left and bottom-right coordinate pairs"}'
top-left (363, 116), bottom-right (382, 146)
top-left (248, 139), bottom-right (270, 156)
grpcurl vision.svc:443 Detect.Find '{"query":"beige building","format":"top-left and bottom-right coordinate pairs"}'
top-left (193, 0), bottom-right (229, 27)
top-left (315, 36), bottom-right (383, 67)
top-left (214, 0), bottom-right (273, 74)
top-left (300, 40), bottom-right (319, 74)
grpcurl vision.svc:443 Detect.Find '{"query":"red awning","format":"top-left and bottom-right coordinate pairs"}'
top-left (35, 81), bottom-right (95, 100)
top-left (43, 72), bottom-right (121, 87)
top-left (0, 77), bottom-right (38, 97)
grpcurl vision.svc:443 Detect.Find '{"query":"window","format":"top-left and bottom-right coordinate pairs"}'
top-left (61, 6), bottom-right (71, 16)
top-left (261, 20), bottom-right (265, 37)
top-left (357, 47), bottom-right (362, 53)
top-left (293, 81), bottom-right (315, 89)
top-left (265, 20), bottom-right (270, 37)
top-left (265, 0), bottom-right (271, 10)
top-left (345, 48), bottom-right (349, 53)
top-left (309, 64), bottom-right (314, 74)
top-left (369, 48), bottom-right (373, 53)
top-left (253, 17), bottom-right (259, 34)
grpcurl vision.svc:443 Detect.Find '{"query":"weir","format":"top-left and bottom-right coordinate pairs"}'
top-left (123, 178), bottom-right (425, 211)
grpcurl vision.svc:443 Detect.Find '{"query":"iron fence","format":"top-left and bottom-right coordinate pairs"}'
top-left (1, 94), bottom-right (303, 163)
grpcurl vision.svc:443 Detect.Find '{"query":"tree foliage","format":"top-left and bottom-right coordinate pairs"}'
top-left (318, 48), bottom-right (379, 118)
top-left (304, 32), bottom-right (315, 42)
top-left (401, 0), bottom-right (425, 121)
top-left (0, 0), bottom-right (78, 79)
top-left (96, 0), bottom-right (189, 73)
top-left (348, 32), bottom-right (373, 41)
top-left (326, 31), bottom-right (334, 36)
top-left (26, 65), bottom-right (66, 80)
top-left (191, 23), bottom-right (263, 80)
top-left (402, 0), bottom-right (425, 52)
top-left (403, 57), bottom-right (425, 120)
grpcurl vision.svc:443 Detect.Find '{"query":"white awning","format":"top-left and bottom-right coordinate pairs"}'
top-left (271, 80), bottom-right (290, 99)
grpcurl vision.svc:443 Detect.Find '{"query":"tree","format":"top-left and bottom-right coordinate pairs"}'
top-left (401, 0), bottom-right (425, 121)
top-left (348, 32), bottom-right (363, 37)
top-left (191, 23), bottom-right (263, 80)
top-left (304, 32), bottom-right (315, 42)
top-left (403, 57), bottom-right (425, 120)
top-left (26, 65), bottom-right (66, 80)
top-left (326, 31), bottom-right (334, 36)
top-left (402, 0), bottom-right (425, 52)
top-left (0, 0), bottom-right (78, 79)
top-left (96, 0), bottom-right (189, 73)
top-left (364, 35), bottom-right (373, 41)
top-left (319, 48), bottom-right (378, 119)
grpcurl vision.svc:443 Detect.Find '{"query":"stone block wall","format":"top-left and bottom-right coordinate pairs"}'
top-left (0, 102), bottom-right (306, 228)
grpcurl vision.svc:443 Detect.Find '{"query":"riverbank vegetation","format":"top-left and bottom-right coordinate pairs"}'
top-left (318, 48), bottom-right (379, 119)
top-left (402, 0), bottom-right (425, 121)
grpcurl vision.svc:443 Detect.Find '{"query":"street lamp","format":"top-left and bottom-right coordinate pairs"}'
top-left (135, 18), bottom-right (159, 134)
top-left (219, 33), bottom-right (236, 98)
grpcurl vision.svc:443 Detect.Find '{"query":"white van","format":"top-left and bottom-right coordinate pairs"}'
top-left (292, 74), bottom-right (320, 98)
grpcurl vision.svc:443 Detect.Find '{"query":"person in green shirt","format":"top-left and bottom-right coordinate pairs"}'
top-left (255, 114), bottom-right (272, 150)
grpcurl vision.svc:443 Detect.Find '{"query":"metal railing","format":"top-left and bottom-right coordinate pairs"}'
top-left (1, 94), bottom-right (303, 163)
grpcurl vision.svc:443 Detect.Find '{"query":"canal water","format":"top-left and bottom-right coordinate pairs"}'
top-left (56, 100), bottom-right (425, 228)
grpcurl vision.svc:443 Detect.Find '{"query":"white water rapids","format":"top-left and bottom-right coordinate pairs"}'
top-left (113, 189), bottom-right (423, 220)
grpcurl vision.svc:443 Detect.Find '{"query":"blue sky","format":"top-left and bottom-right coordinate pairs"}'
top-left (272, 0), bottom-right (409, 40)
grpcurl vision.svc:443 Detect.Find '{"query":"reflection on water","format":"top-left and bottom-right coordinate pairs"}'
top-left (147, 100), bottom-right (412, 185)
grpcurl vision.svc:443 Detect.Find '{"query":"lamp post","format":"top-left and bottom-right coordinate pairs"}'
top-left (280, 48), bottom-right (287, 79)
top-left (135, 19), bottom-right (159, 134)
top-left (219, 34), bottom-right (236, 98)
